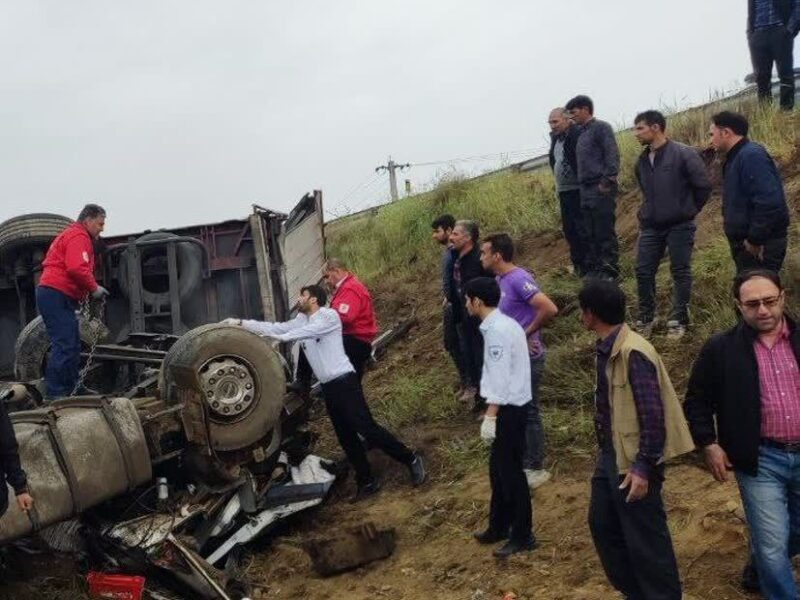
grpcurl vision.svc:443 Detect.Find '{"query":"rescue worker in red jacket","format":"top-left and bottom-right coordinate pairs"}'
top-left (323, 258), bottom-right (378, 381)
top-left (36, 204), bottom-right (108, 399)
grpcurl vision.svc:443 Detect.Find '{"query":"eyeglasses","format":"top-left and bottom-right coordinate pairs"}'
top-left (739, 294), bottom-right (783, 310)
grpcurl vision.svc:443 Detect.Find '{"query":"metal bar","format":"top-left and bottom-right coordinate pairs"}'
top-left (231, 221), bottom-right (249, 257)
top-left (81, 353), bottom-right (162, 365)
top-left (167, 242), bottom-right (183, 334)
top-left (106, 236), bottom-right (211, 278)
top-left (126, 241), bottom-right (146, 333)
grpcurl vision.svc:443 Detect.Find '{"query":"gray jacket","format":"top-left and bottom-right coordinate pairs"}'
top-left (575, 118), bottom-right (620, 189)
top-left (635, 140), bottom-right (712, 228)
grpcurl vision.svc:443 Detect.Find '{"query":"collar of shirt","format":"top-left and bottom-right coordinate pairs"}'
top-left (479, 308), bottom-right (502, 333)
top-left (756, 318), bottom-right (791, 349)
top-left (596, 325), bottom-right (622, 357)
top-left (335, 274), bottom-right (350, 290)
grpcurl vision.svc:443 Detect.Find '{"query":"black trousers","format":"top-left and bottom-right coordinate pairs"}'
top-left (456, 315), bottom-right (484, 390)
top-left (749, 25), bottom-right (795, 110)
top-left (296, 334), bottom-right (373, 385)
top-left (581, 190), bottom-right (619, 279)
top-left (489, 403), bottom-right (533, 544)
top-left (729, 236), bottom-right (787, 274)
top-left (443, 303), bottom-right (470, 386)
top-left (559, 189), bottom-right (591, 275)
top-left (321, 373), bottom-right (414, 486)
top-left (588, 450), bottom-right (682, 600)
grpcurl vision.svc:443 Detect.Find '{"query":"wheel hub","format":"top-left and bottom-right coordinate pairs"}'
top-left (199, 356), bottom-right (256, 419)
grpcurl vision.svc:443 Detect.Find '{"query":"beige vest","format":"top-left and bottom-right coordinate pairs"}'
top-left (605, 325), bottom-right (695, 473)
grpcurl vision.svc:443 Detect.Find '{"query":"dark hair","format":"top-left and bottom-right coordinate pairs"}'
top-left (431, 214), bottom-right (456, 231)
top-left (634, 110), bottom-right (667, 132)
top-left (78, 203), bottom-right (106, 222)
top-left (483, 233), bottom-right (514, 262)
top-left (565, 95), bottom-right (594, 114)
top-left (732, 269), bottom-right (783, 300)
top-left (578, 278), bottom-right (626, 325)
top-left (711, 111), bottom-right (749, 137)
top-left (464, 277), bottom-right (501, 308)
top-left (455, 219), bottom-right (479, 243)
top-left (301, 284), bottom-right (328, 306)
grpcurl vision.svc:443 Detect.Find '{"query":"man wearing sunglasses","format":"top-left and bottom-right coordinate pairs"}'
top-left (684, 269), bottom-right (800, 599)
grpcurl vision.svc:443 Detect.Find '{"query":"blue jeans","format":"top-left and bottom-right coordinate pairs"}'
top-left (635, 222), bottom-right (695, 325)
top-left (36, 286), bottom-right (80, 399)
top-left (736, 444), bottom-right (800, 600)
top-left (524, 355), bottom-right (545, 470)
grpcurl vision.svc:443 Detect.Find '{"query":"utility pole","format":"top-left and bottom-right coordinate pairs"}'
top-left (375, 156), bottom-right (410, 202)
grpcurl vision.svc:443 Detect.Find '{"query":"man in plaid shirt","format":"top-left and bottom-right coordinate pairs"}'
top-left (685, 269), bottom-right (800, 599)
top-left (580, 279), bottom-right (693, 600)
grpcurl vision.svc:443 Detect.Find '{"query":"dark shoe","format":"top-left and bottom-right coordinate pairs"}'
top-left (741, 559), bottom-right (759, 593)
top-left (351, 479), bottom-right (381, 503)
top-left (473, 528), bottom-right (509, 545)
top-left (493, 537), bottom-right (537, 558)
top-left (408, 455), bottom-right (427, 486)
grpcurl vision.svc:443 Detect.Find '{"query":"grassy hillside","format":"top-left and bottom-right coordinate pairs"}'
top-left (327, 97), bottom-right (800, 465)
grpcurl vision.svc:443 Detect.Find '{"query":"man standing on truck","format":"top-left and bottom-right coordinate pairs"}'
top-left (323, 259), bottom-right (378, 381)
top-left (224, 285), bottom-right (426, 501)
top-left (37, 204), bottom-right (109, 399)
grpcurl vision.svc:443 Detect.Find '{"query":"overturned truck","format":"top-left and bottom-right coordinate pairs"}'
top-left (0, 193), bottom-right (340, 597)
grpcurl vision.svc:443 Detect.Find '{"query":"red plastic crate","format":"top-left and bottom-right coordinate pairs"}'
top-left (87, 572), bottom-right (146, 600)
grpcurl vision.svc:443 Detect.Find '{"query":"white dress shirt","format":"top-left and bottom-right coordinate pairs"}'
top-left (479, 309), bottom-right (532, 406)
top-left (241, 308), bottom-right (354, 384)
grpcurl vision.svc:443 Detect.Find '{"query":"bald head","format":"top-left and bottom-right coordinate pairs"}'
top-left (548, 107), bottom-right (571, 135)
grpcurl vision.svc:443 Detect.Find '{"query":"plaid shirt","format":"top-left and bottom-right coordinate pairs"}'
top-left (595, 327), bottom-right (666, 478)
top-left (755, 320), bottom-right (800, 442)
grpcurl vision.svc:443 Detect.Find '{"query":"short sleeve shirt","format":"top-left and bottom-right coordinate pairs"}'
top-left (497, 267), bottom-right (544, 357)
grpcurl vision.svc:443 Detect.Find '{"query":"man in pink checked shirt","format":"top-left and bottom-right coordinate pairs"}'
top-left (685, 269), bottom-right (800, 600)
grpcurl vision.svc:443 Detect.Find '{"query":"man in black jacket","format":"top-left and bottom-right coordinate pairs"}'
top-left (684, 270), bottom-right (800, 599)
top-left (449, 220), bottom-right (493, 408)
top-left (633, 110), bottom-right (711, 340)
top-left (710, 111), bottom-right (790, 273)
top-left (0, 389), bottom-right (33, 518)
top-left (747, 0), bottom-right (800, 110)
top-left (548, 107), bottom-right (589, 276)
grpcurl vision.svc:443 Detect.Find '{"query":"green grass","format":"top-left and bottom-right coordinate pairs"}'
top-left (371, 369), bottom-right (461, 430)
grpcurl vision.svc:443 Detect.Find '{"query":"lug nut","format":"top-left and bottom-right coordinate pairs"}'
top-left (239, 372), bottom-right (246, 379)
top-left (209, 378), bottom-right (215, 385)
top-left (223, 407), bottom-right (230, 414)
top-left (245, 383), bottom-right (252, 390)
top-left (217, 369), bottom-right (224, 376)
top-left (235, 404), bottom-right (242, 411)
top-left (207, 391), bottom-right (213, 398)
top-left (212, 401), bottom-right (219, 408)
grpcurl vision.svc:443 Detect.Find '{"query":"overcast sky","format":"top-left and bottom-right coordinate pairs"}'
top-left (0, 1), bottom-right (753, 234)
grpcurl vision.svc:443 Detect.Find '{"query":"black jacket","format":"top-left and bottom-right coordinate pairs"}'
top-left (0, 397), bottom-right (27, 513)
top-left (683, 316), bottom-right (800, 475)
top-left (748, 0), bottom-right (800, 35)
top-left (722, 138), bottom-right (789, 245)
top-left (634, 140), bottom-right (712, 228)
top-left (548, 125), bottom-right (580, 175)
top-left (449, 244), bottom-right (492, 323)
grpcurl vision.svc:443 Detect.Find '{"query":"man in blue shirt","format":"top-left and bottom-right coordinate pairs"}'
top-left (748, 0), bottom-right (800, 110)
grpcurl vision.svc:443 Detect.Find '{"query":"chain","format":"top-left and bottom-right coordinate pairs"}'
top-left (71, 294), bottom-right (107, 396)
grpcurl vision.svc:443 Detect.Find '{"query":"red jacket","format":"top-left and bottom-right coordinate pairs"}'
top-left (330, 274), bottom-right (378, 343)
top-left (39, 223), bottom-right (99, 300)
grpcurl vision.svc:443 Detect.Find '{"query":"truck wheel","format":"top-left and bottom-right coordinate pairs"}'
top-left (0, 213), bottom-right (72, 257)
top-left (158, 323), bottom-right (285, 452)
top-left (117, 231), bottom-right (203, 308)
top-left (14, 315), bottom-right (108, 382)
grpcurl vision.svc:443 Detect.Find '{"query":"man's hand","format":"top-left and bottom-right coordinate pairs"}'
top-left (526, 334), bottom-right (542, 356)
top-left (91, 286), bottom-right (109, 300)
top-left (744, 240), bottom-right (764, 261)
top-left (618, 471), bottom-right (649, 503)
top-left (480, 416), bottom-right (496, 442)
top-left (704, 443), bottom-right (733, 482)
top-left (15, 492), bottom-right (33, 512)
top-left (222, 318), bottom-right (242, 326)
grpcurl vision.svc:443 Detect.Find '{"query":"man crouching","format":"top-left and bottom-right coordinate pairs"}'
top-left (467, 277), bottom-right (536, 558)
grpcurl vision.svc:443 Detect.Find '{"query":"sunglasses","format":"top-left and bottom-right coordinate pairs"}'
top-left (739, 293), bottom-right (783, 310)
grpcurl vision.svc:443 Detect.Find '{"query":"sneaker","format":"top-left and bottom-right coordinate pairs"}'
top-left (351, 479), bottom-right (381, 503)
top-left (634, 320), bottom-right (654, 338)
top-left (493, 537), bottom-right (537, 558)
top-left (458, 386), bottom-right (477, 404)
top-left (473, 528), bottom-right (509, 545)
top-left (740, 558), bottom-right (759, 592)
top-left (666, 320), bottom-right (686, 340)
top-left (524, 469), bottom-right (552, 489)
top-left (408, 454), bottom-right (427, 486)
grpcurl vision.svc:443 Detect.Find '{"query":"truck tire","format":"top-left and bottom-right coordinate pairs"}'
top-left (158, 323), bottom-right (285, 452)
top-left (14, 315), bottom-right (108, 382)
top-left (117, 231), bottom-right (203, 308)
top-left (0, 213), bottom-right (72, 257)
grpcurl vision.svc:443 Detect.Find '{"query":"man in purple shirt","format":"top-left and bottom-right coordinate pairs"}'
top-left (480, 233), bottom-right (558, 489)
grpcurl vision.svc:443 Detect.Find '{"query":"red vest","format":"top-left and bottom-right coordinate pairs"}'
top-left (330, 274), bottom-right (378, 343)
top-left (39, 223), bottom-right (98, 301)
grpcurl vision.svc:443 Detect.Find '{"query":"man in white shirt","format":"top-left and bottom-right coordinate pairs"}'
top-left (466, 277), bottom-right (536, 558)
top-left (224, 285), bottom-right (426, 501)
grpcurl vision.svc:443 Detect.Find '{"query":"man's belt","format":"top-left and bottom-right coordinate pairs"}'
top-left (762, 438), bottom-right (800, 453)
